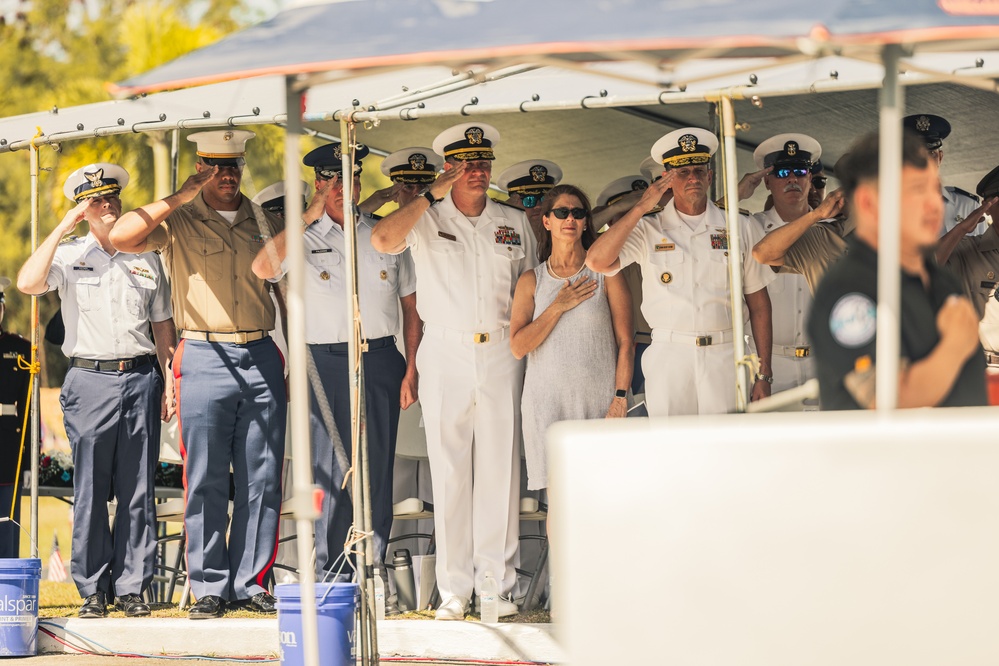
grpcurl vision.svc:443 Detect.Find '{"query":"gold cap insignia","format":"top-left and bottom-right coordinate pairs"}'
top-left (916, 116), bottom-right (931, 132)
top-left (333, 144), bottom-right (342, 160)
top-left (465, 127), bottom-right (484, 145)
top-left (786, 141), bottom-right (798, 156)
top-left (84, 169), bottom-right (105, 188)
top-left (632, 180), bottom-right (649, 191)
top-left (223, 131), bottom-right (234, 141)
top-left (409, 153), bottom-right (427, 170)
top-left (679, 134), bottom-right (698, 153)
top-left (530, 165), bottom-right (548, 182)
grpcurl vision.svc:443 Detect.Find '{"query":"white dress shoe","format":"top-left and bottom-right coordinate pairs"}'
top-left (435, 596), bottom-right (470, 621)
top-left (473, 594), bottom-right (520, 618)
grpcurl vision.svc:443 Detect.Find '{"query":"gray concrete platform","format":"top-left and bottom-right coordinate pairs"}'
top-left (37, 618), bottom-right (563, 664)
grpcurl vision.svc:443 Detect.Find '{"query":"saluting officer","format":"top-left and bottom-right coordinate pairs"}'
top-left (380, 146), bottom-right (444, 210)
top-left (903, 113), bottom-right (992, 237)
top-left (496, 159), bottom-right (563, 242)
top-left (110, 130), bottom-right (287, 619)
top-left (371, 123), bottom-right (537, 621)
top-left (17, 163), bottom-right (175, 618)
top-left (0, 278), bottom-right (32, 559)
top-left (940, 163), bottom-right (999, 368)
top-left (744, 134), bottom-right (828, 392)
top-left (587, 127), bottom-right (775, 415)
top-left (252, 142), bottom-right (420, 578)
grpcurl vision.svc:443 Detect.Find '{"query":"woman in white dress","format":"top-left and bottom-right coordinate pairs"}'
top-left (510, 184), bottom-right (634, 492)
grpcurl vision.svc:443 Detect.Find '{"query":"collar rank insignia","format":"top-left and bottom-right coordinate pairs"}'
top-left (494, 225), bottom-right (521, 246)
top-left (916, 115), bottom-right (931, 132)
top-left (84, 169), bottom-right (105, 189)
top-left (530, 165), bottom-right (548, 182)
top-left (679, 134), bottom-right (698, 153)
top-left (465, 127), bottom-right (484, 145)
top-left (409, 153), bottom-right (427, 170)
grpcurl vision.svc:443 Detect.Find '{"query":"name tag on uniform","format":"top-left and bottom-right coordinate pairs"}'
top-left (72, 265), bottom-right (94, 272)
top-left (438, 231), bottom-right (457, 242)
top-left (3, 352), bottom-right (19, 360)
top-left (311, 248), bottom-right (333, 254)
top-left (494, 226), bottom-right (521, 246)
top-left (710, 229), bottom-right (728, 251)
top-left (655, 242), bottom-right (675, 252)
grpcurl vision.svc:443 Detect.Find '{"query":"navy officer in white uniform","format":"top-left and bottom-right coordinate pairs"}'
top-left (587, 127), bottom-right (775, 415)
top-left (17, 163), bottom-right (175, 618)
top-left (372, 123), bottom-right (537, 621)
top-left (252, 142), bottom-right (420, 579)
top-left (904, 113), bottom-right (992, 237)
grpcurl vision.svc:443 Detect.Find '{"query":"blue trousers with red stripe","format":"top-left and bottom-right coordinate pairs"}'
top-left (175, 337), bottom-right (286, 601)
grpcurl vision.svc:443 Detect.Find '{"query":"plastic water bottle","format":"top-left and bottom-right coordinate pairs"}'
top-left (373, 572), bottom-right (386, 620)
top-left (480, 571), bottom-right (499, 623)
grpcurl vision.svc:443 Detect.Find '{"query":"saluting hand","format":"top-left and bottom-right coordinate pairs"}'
top-left (552, 276), bottom-right (598, 314)
top-left (738, 166), bottom-right (771, 201)
top-left (956, 196), bottom-right (999, 234)
top-left (937, 294), bottom-right (981, 362)
top-left (638, 171), bottom-right (675, 211)
top-left (56, 199), bottom-right (98, 236)
top-left (304, 178), bottom-right (333, 224)
top-left (174, 166), bottom-right (218, 204)
top-left (814, 188), bottom-right (846, 221)
top-left (429, 162), bottom-right (466, 199)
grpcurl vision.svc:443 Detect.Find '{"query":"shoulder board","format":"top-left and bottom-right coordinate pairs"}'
top-left (491, 197), bottom-right (523, 211)
top-left (59, 235), bottom-right (79, 245)
top-left (714, 199), bottom-right (750, 215)
top-left (946, 185), bottom-right (980, 202)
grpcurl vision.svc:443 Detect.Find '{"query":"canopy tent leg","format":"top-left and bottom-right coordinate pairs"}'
top-left (28, 136), bottom-right (41, 557)
top-left (876, 45), bottom-right (905, 412)
top-left (718, 95), bottom-right (751, 412)
top-left (283, 78), bottom-right (321, 666)
top-left (340, 116), bottom-right (378, 666)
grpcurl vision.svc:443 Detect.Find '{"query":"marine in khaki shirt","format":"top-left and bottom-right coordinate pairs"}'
top-left (110, 130), bottom-right (287, 621)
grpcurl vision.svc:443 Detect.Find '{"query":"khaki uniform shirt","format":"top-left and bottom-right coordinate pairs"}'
top-left (946, 226), bottom-right (999, 352)
top-left (782, 216), bottom-right (856, 295)
top-left (145, 193), bottom-right (284, 332)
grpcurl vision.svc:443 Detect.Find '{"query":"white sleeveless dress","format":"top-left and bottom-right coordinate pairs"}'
top-left (521, 262), bottom-right (618, 490)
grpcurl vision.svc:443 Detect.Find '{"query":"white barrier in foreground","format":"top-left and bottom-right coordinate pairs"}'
top-left (551, 407), bottom-right (999, 666)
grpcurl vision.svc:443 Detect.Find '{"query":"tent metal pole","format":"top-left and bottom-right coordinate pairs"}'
top-left (719, 95), bottom-right (750, 411)
top-left (28, 137), bottom-right (40, 557)
top-left (284, 78), bottom-right (321, 666)
top-left (170, 129), bottom-right (180, 193)
top-left (875, 45), bottom-right (904, 412)
top-left (340, 116), bottom-right (378, 666)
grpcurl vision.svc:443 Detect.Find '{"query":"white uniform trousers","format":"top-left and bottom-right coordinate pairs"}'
top-left (417, 330), bottom-right (523, 600)
top-left (770, 353), bottom-right (815, 394)
top-left (644, 332), bottom-right (737, 416)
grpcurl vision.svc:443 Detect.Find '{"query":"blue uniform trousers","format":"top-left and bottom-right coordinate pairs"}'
top-left (60, 363), bottom-right (161, 597)
top-left (175, 337), bottom-right (286, 600)
top-left (309, 339), bottom-right (404, 576)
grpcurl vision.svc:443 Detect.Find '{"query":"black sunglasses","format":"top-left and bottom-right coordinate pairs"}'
top-left (550, 207), bottom-right (587, 220)
top-left (774, 167), bottom-right (810, 179)
top-left (520, 193), bottom-right (545, 209)
top-left (201, 157), bottom-right (245, 169)
top-left (811, 176), bottom-right (828, 189)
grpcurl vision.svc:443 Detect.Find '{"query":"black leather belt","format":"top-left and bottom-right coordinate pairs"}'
top-left (309, 336), bottom-right (396, 353)
top-left (69, 355), bottom-right (154, 373)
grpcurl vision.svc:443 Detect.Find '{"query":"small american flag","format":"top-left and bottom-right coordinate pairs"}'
top-left (47, 534), bottom-right (67, 582)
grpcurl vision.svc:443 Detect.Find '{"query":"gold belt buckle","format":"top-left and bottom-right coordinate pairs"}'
top-left (795, 346), bottom-right (810, 358)
top-left (118, 360), bottom-right (128, 372)
top-left (695, 335), bottom-right (712, 347)
top-left (232, 332), bottom-right (249, 344)
top-left (473, 332), bottom-right (490, 344)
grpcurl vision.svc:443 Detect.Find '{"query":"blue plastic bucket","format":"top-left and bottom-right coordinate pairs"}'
top-left (0, 558), bottom-right (41, 657)
top-left (275, 583), bottom-right (358, 666)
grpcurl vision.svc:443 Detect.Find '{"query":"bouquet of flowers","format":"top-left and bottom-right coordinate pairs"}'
top-left (37, 451), bottom-right (74, 487)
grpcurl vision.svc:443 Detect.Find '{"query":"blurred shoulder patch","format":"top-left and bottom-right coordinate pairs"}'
top-left (829, 292), bottom-right (876, 348)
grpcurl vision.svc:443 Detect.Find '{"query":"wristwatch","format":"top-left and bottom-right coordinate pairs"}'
top-left (615, 389), bottom-right (627, 399)
top-left (755, 372), bottom-right (774, 384)
top-left (422, 189), bottom-right (442, 206)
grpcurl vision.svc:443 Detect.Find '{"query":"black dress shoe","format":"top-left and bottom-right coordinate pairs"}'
top-left (115, 593), bottom-right (151, 617)
top-left (79, 591), bottom-right (108, 618)
top-left (188, 595), bottom-right (226, 619)
top-left (244, 591), bottom-right (277, 614)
